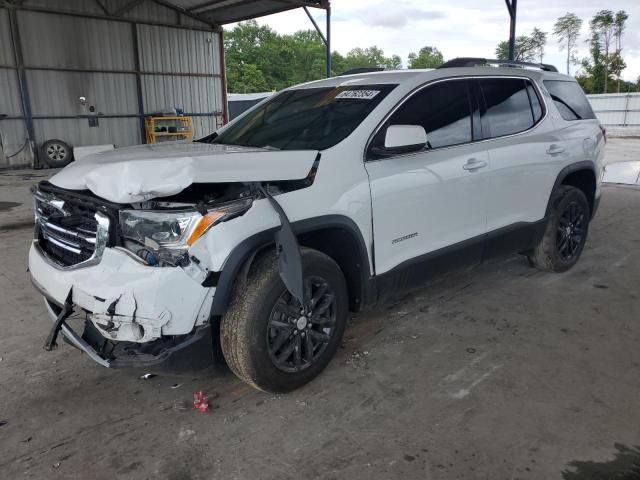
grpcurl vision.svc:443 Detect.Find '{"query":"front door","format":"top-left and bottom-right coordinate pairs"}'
top-left (365, 79), bottom-right (489, 277)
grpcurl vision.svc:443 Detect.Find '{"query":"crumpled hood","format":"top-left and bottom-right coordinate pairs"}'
top-left (49, 142), bottom-right (318, 203)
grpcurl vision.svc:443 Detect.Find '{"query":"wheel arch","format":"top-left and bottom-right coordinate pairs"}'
top-left (546, 161), bottom-right (597, 219)
top-left (209, 215), bottom-right (373, 317)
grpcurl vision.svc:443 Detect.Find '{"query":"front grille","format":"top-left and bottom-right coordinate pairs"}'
top-left (38, 213), bottom-right (98, 265)
top-left (33, 182), bottom-right (119, 268)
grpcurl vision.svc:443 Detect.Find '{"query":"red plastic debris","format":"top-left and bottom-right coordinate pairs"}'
top-left (193, 391), bottom-right (209, 413)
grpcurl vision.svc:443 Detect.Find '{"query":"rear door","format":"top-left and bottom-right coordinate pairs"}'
top-left (365, 79), bottom-right (489, 275)
top-left (478, 77), bottom-right (556, 232)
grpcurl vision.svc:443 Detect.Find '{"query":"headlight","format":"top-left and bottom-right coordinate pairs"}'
top-left (119, 198), bottom-right (252, 266)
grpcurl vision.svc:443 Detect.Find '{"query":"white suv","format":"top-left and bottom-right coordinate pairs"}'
top-left (29, 59), bottom-right (605, 392)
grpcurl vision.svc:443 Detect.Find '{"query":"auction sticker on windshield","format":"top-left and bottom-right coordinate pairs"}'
top-left (335, 90), bottom-right (380, 100)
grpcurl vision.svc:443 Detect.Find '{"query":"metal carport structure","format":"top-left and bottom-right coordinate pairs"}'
top-left (0, 0), bottom-right (330, 168)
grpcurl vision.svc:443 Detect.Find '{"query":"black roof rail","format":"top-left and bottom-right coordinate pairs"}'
top-left (438, 57), bottom-right (558, 73)
top-left (339, 67), bottom-right (385, 76)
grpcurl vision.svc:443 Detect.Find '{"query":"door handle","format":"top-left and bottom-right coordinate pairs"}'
top-left (546, 144), bottom-right (565, 155)
top-left (462, 158), bottom-right (487, 171)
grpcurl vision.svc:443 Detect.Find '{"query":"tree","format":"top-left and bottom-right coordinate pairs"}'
top-left (578, 30), bottom-right (606, 94)
top-left (340, 47), bottom-right (401, 72)
top-left (553, 12), bottom-right (582, 75)
top-left (223, 21), bottom-right (404, 91)
top-left (495, 28), bottom-right (546, 62)
top-left (226, 63), bottom-right (269, 93)
top-left (613, 10), bottom-right (629, 92)
top-left (589, 10), bottom-right (615, 93)
top-left (531, 28), bottom-right (547, 63)
top-left (407, 46), bottom-right (444, 69)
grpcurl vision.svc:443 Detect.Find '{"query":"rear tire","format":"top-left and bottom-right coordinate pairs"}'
top-left (528, 185), bottom-right (590, 272)
top-left (220, 248), bottom-right (348, 393)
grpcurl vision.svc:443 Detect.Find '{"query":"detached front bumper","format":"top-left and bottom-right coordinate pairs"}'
top-left (29, 242), bottom-right (216, 367)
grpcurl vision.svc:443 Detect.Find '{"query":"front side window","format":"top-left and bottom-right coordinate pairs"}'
top-left (543, 80), bottom-right (596, 121)
top-left (207, 84), bottom-right (396, 151)
top-left (479, 78), bottom-right (541, 138)
top-left (376, 80), bottom-right (474, 152)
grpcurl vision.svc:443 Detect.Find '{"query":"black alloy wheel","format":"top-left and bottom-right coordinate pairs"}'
top-left (267, 276), bottom-right (337, 373)
top-left (556, 200), bottom-right (586, 262)
top-left (528, 185), bottom-right (590, 272)
top-left (220, 248), bottom-right (348, 393)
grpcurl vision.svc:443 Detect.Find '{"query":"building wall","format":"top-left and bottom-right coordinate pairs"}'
top-left (0, 1), bottom-right (225, 169)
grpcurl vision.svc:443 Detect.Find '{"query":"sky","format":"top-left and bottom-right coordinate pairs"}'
top-left (229, 0), bottom-right (640, 83)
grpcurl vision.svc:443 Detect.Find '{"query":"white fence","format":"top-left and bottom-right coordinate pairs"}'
top-left (587, 93), bottom-right (640, 126)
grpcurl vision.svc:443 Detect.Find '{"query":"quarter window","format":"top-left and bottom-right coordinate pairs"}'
top-left (383, 80), bottom-right (473, 151)
top-left (527, 83), bottom-right (543, 122)
top-left (543, 80), bottom-right (596, 121)
top-left (479, 78), bottom-right (541, 138)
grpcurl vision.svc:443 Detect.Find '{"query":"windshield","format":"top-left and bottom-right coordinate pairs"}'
top-left (206, 84), bottom-right (396, 151)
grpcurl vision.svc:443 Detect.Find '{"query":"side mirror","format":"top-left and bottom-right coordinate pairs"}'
top-left (385, 125), bottom-right (427, 151)
top-left (371, 125), bottom-right (427, 158)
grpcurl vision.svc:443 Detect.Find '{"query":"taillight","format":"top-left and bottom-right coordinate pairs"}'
top-left (599, 125), bottom-right (607, 143)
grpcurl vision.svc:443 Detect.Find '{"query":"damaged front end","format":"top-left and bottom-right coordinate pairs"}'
top-left (30, 165), bottom-right (315, 368)
top-left (30, 180), bottom-right (261, 367)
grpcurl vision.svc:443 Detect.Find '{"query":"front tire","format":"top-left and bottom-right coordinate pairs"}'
top-left (528, 185), bottom-right (590, 272)
top-left (220, 248), bottom-right (348, 393)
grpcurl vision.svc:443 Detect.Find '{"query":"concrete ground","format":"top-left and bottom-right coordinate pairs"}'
top-left (1, 142), bottom-right (640, 480)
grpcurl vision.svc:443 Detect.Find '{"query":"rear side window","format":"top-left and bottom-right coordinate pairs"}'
top-left (384, 80), bottom-right (473, 150)
top-left (479, 78), bottom-right (542, 138)
top-left (544, 80), bottom-right (596, 121)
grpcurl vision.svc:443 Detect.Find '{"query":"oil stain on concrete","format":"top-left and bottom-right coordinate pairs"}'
top-left (563, 444), bottom-right (640, 479)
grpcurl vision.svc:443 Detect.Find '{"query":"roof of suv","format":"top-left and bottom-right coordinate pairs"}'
top-left (290, 67), bottom-right (573, 90)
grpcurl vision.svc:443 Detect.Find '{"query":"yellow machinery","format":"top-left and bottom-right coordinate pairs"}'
top-left (145, 116), bottom-right (193, 144)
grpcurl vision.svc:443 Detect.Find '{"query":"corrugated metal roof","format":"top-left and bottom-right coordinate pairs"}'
top-left (165, 0), bottom-right (327, 25)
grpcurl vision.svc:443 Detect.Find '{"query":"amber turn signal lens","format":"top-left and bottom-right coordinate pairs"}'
top-left (186, 211), bottom-right (226, 246)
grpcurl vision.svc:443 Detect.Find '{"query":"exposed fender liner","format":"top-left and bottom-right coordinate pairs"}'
top-left (256, 184), bottom-right (305, 308)
top-left (545, 161), bottom-right (596, 218)
top-left (209, 215), bottom-right (372, 317)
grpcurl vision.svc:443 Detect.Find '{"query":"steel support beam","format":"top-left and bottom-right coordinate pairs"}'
top-left (113, 0), bottom-right (146, 17)
top-left (94, 0), bottom-right (110, 16)
top-left (7, 6), bottom-right (37, 166)
top-left (0, 64), bottom-right (222, 79)
top-left (218, 27), bottom-right (229, 125)
top-left (326, 3), bottom-right (331, 77)
top-left (303, 3), bottom-right (331, 77)
top-left (131, 23), bottom-right (147, 144)
top-left (505, 0), bottom-right (517, 61)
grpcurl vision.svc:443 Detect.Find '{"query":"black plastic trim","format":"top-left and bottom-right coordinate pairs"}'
top-left (375, 232), bottom-right (484, 304)
top-left (545, 161), bottom-right (596, 217)
top-left (373, 219), bottom-right (547, 304)
top-left (592, 195), bottom-right (601, 220)
top-left (209, 215), bottom-right (372, 316)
